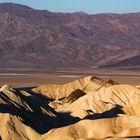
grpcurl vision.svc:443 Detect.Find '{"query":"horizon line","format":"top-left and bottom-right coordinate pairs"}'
top-left (0, 2), bottom-right (140, 15)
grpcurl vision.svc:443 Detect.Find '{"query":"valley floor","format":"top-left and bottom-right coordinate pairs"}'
top-left (0, 67), bottom-right (139, 87)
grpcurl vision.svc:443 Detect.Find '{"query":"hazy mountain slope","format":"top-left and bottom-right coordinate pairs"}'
top-left (0, 3), bottom-right (140, 67)
top-left (106, 55), bottom-right (140, 67)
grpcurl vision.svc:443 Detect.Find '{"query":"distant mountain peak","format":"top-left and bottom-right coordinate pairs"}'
top-left (0, 2), bottom-right (33, 10)
top-left (73, 11), bottom-right (88, 15)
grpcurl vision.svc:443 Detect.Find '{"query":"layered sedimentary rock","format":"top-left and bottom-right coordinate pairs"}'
top-left (0, 76), bottom-right (140, 139)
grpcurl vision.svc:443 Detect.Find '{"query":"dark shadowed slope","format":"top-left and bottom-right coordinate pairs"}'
top-left (105, 55), bottom-right (140, 67)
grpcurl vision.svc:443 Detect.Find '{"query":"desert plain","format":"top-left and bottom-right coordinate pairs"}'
top-left (0, 67), bottom-right (140, 87)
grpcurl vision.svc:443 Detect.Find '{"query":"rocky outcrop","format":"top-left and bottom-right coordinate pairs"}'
top-left (0, 76), bottom-right (140, 139)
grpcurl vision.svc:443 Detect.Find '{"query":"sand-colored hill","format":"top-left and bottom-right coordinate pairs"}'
top-left (49, 83), bottom-right (140, 118)
top-left (136, 85), bottom-right (140, 89)
top-left (32, 76), bottom-right (118, 99)
top-left (42, 116), bottom-right (140, 140)
top-left (0, 113), bottom-right (40, 140)
top-left (0, 76), bottom-right (140, 139)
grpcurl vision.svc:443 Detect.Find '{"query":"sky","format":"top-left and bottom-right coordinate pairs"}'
top-left (0, 0), bottom-right (140, 14)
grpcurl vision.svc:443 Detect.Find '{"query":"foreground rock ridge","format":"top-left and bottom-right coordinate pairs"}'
top-left (0, 76), bottom-right (140, 139)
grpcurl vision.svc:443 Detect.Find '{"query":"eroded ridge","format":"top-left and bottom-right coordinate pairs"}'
top-left (0, 76), bottom-right (140, 140)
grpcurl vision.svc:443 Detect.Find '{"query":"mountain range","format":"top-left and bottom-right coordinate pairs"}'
top-left (0, 3), bottom-right (140, 68)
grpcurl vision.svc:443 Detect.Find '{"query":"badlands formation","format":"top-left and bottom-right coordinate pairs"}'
top-left (0, 76), bottom-right (140, 139)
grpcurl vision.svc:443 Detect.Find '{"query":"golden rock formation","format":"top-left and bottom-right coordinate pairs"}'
top-left (0, 76), bottom-right (140, 139)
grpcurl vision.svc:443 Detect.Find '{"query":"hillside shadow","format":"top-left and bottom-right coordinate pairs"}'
top-left (61, 89), bottom-right (86, 103)
top-left (84, 105), bottom-right (124, 120)
top-left (0, 88), bottom-right (80, 134)
top-left (0, 87), bottom-right (126, 135)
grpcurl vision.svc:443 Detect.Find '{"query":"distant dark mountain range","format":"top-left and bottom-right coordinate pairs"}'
top-left (106, 55), bottom-right (140, 67)
top-left (0, 3), bottom-right (140, 68)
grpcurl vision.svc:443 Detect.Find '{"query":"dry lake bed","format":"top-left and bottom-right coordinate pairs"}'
top-left (0, 67), bottom-right (139, 87)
